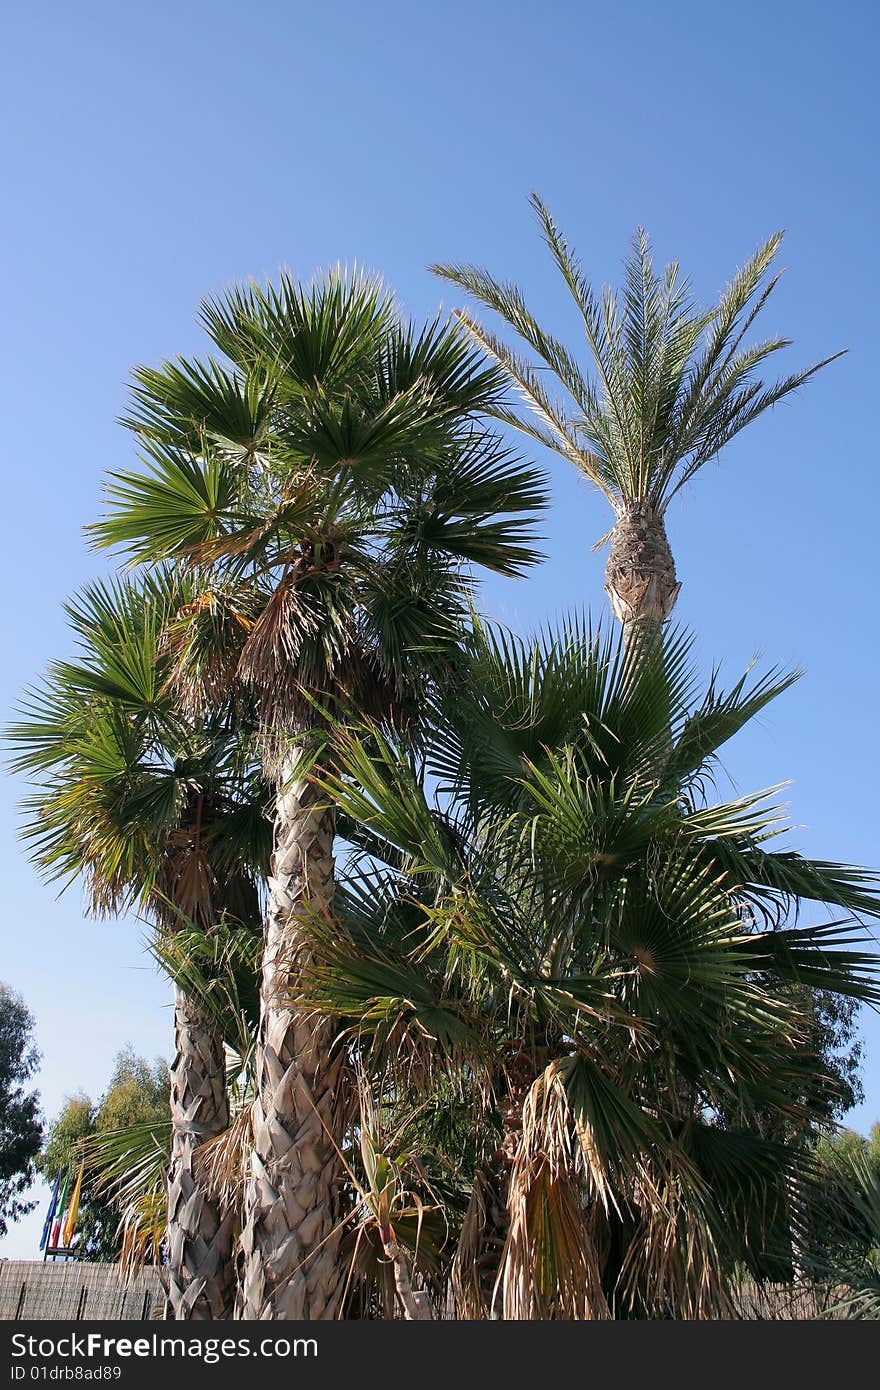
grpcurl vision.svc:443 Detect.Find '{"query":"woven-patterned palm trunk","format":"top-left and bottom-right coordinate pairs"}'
top-left (604, 504), bottom-right (680, 647)
top-left (165, 988), bottom-right (235, 1319)
top-left (236, 753), bottom-right (344, 1320)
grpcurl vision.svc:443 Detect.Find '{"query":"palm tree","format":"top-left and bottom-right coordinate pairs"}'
top-left (79, 920), bottom-right (262, 1279)
top-left (88, 269), bottom-right (548, 1318)
top-left (7, 572), bottom-right (270, 1318)
top-left (303, 619), bottom-right (880, 1316)
top-left (434, 199), bottom-right (843, 644)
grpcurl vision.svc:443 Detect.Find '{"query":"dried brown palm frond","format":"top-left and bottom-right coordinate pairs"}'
top-left (509, 1064), bottom-right (738, 1318)
top-left (496, 1058), bottom-right (736, 1319)
top-left (237, 571), bottom-right (321, 684)
top-left (499, 1064), bottom-right (610, 1319)
top-left (194, 1102), bottom-right (253, 1212)
top-left (161, 584), bottom-right (259, 717)
top-left (448, 1170), bottom-right (492, 1319)
top-left (154, 839), bottom-right (216, 934)
top-left (151, 784), bottom-right (263, 937)
top-left (236, 609), bottom-right (403, 768)
top-left (617, 1157), bottom-right (735, 1319)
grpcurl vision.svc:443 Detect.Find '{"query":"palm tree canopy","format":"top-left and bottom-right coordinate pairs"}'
top-left (314, 620), bottom-right (880, 1083)
top-left (433, 196), bottom-right (843, 519)
top-left (299, 620), bottom-right (880, 1315)
top-left (87, 270), bottom-right (549, 737)
top-left (6, 569), bottom-right (270, 930)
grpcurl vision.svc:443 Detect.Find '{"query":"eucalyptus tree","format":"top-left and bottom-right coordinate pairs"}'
top-left (304, 620), bottom-right (880, 1317)
top-left (7, 573), bottom-right (270, 1318)
top-left (434, 201), bottom-right (842, 644)
top-left (88, 270), bottom-right (547, 1318)
top-left (0, 983), bottom-right (43, 1239)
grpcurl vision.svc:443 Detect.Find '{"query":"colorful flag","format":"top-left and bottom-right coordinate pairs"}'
top-left (50, 1169), bottom-right (71, 1249)
top-left (39, 1174), bottom-right (62, 1252)
top-left (61, 1164), bottom-right (84, 1248)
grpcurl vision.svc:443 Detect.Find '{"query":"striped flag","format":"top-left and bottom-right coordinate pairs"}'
top-left (39, 1173), bottom-right (62, 1252)
top-left (50, 1169), bottom-right (71, 1248)
top-left (61, 1164), bottom-right (84, 1248)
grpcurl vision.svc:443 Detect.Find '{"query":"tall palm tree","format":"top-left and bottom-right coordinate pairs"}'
top-left (304, 619), bottom-right (880, 1316)
top-left (434, 199), bottom-right (843, 644)
top-left (88, 269), bottom-right (548, 1318)
top-left (79, 919), bottom-right (262, 1280)
top-left (7, 572), bottom-right (270, 1318)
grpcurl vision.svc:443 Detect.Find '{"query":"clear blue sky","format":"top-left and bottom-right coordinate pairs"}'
top-left (2, 0), bottom-right (878, 1257)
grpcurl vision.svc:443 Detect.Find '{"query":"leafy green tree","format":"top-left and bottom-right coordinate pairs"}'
top-left (0, 983), bottom-right (43, 1237)
top-left (801, 991), bottom-right (865, 1128)
top-left (434, 199), bottom-right (841, 645)
top-left (39, 1048), bottom-right (167, 1261)
top-left (306, 620), bottom-right (880, 1317)
top-left (815, 1124), bottom-right (880, 1173)
top-left (89, 269), bottom-right (548, 1318)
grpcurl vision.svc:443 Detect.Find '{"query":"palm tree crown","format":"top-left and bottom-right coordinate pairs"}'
top-left (7, 569), bottom-right (268, 927)
top-left (89, 270), bottom-right (548, 737)
top-left (434, 199), bottom-right (843, 631)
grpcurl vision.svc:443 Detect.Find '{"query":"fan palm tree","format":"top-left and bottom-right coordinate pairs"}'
top-left (79, 919), bottom-right (262, 1279)
top-left (303, 619), bottom-right (880, 1316)
top-left (6, 572), bottom-right (270, 1318)
top-left (434, 199), bottom-right (843, 644)
top-left (88, 269), bottom-right (548, 1318)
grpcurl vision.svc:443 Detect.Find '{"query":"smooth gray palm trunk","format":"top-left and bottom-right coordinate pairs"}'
top-left (237, 751), bottom-right (344, 1320)
top-left (165, 988), bottom-right (235, 1319)
top-left (383, 1234), bottom-right (433, 1319)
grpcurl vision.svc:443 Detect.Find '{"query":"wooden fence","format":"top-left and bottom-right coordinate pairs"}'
top-left (0, 1261), bottom-right (162, 1320)
top-left (0, 1259), bottom-right (851, 1320)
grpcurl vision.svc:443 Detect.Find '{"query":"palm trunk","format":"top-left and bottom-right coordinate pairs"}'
top-left (604, 503), bottom-right (679, 648)
top-left (605, 502), bottom-right (678, 777)
top-left (236, 751), bottom-right (345, 1320)
top-left (165, 988), bottom-right (235, 1320)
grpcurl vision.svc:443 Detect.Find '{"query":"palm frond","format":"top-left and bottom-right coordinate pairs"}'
top-left (434, 202), bottom-right (843, 521)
